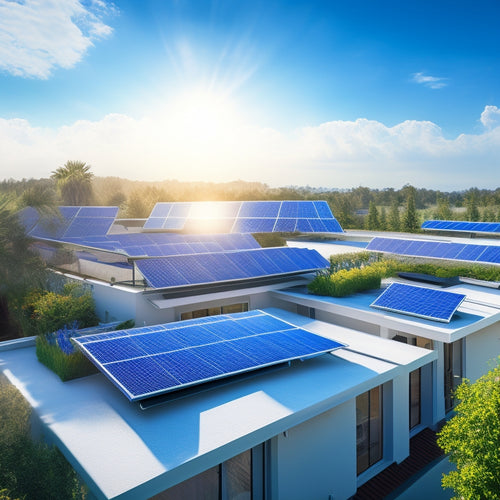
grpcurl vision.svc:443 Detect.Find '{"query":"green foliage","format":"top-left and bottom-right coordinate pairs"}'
top-left (20, 283), bottom-right (99, 337)
top-left (365, 201), bottom-right (380, 230)
top-left (0, 377), bottom-right (86, 499)
top-left (388, 200), bottom-right (401, 231)
top-left (308, 252), bottom-right (500, 298)
top-left (252, 232), bottom-right (286, 247)
top-left (51, 160), bottom-right (94, 206)
top-left (437, 360), bottom-right (500, 499)
top-left (465, 189), bottom-right (480, 222)
top-left (115, 319), bottom-right (135, 330)
top-left (35, 335), bottom-right (97, 381)
top-left (308, 261), bottom-right (393, 297)
top-left (402, 186), bottom-right (420, 232)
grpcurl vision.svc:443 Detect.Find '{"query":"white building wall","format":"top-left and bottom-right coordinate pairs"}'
top-left (465, 323), bottom-right (500, 383)
top-left (89, 281), bottom-right (139, 323)
top-left (274, 400), bottom-right (357, 500)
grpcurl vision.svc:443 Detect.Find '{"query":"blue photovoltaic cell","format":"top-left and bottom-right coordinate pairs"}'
top-left (370, 282), bottom-right (466, 323)
top-left (422, 220), bottom-right (500, 234)
top-left (366, 237), bottom-right (500, 265)
top-left (74, 310), bottom-right (347, 401)
top-left (144, 201), bottom-right (343, 234)
top-left (28, 206), bottom-right (119, 240)
top-left (136, 247), bottom-right (328, 289)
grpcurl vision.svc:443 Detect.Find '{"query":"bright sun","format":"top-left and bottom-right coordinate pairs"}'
top-left (172, 87), bottom-right (242, 138)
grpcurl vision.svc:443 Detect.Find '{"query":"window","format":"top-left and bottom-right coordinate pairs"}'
top-left (444, 340), bottom-right (463, 412)
top-left (153, 445), bottom-right (265, 500)
top-left (296, 305), bottom-right (315, 319)
top-left (409, 368), bottom-right (421, 429)
top-left (181, 303), bottom-right (248, 321)
top-left (356, 386), bottom-right (383, 475)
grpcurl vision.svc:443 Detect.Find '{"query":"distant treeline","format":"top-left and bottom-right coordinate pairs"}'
top-left (1, 176), bottom-right (499, 230)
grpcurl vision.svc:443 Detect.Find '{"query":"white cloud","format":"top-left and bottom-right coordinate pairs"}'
top-left (0, 0), bottom-right (114, 79)
top-left (411, 72), bottom-right (448, 89)
top-left (480, 105), bottom-right (500, 129)
top-left (1, 106), bottom-right (499, 190)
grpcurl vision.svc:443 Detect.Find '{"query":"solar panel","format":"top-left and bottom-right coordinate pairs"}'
top-left (73, 310), bottom-right (346, 402)
top-left (144, 201), bottom-right (344, 234)
top-left (135, 247), bottom-right (329, 289)
top-left (366, 237), bottom-right (500, 265)
top-left (28, 206), bottom-right (119, 240)
top-left (370, 282), bottom-right (466, 323)
top-left (422, 220), bottom-right (500, 234)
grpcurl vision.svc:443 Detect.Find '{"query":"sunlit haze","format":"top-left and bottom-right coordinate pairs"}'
top-left (1, 0), bottom-right (500, 189)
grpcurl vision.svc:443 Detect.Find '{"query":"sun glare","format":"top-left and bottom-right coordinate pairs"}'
top-left (171, 87), bottom-right (243, 139)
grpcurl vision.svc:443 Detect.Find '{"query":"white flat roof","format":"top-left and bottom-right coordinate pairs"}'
top-left (0, 308), bottom-right (435, 500)
top-left (273, 280), bottom-right (500, 343)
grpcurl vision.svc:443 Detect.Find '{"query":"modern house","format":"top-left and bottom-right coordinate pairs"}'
top-left (1, 202), bottom-right (499, 499)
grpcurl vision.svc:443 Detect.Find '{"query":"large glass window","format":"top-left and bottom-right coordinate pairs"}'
top-left (153, 445), bottom-right (264, 500)
top-left (444, 340), bottom-right (463, 412)
top-left (356, 386), bottom-right (383, 475)
top-left (409, 368), bottom-right (421, 429)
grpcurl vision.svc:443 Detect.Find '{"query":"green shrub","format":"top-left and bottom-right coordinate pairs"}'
top-left (308, 264), bottom-right (386, 297)
top-left (115, 319), bottom-right (135, 330)
top-left (35, 335), bottom-right (97, 382)
top-left (20, 283), bottom-right (99, 337)
top-left (308, 252), bottom-right (500, 298)
top-left (0, 377), bottom-right (86, 499)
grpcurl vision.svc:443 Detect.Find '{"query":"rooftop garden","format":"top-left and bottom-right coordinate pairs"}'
top-left (308, 251), bottom-right (500, 298)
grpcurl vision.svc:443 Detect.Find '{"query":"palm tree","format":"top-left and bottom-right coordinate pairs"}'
top-left (51, 161), bottom-right (94, 206)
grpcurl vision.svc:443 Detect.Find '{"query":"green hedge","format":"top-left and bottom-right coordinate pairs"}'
top-left (20, 283), bottom-right (99, 337)
top-left (35, 335), bottom-right (97, 382)
top-left (308, 263), bottom-right (388, 297)
top-left (0, 378), bottom-right (86, 499)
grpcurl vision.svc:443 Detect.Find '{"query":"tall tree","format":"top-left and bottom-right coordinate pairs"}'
top-left (402, 186), bottom-right (419, 233)
top-left (388, 200), bottom-right (400, 232)
top-left (51, 161), bottom-right (94, 206)
top-left (365, 201), bottom-right (380, 230)
top-left (434, 193), bottom-right (453, 220)
top-left (465, 190), bottom-right (480, 221)
top-left (438, 361), bottom-right (500, 499)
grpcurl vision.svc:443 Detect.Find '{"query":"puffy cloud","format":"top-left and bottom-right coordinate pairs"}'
top-left (480, 105), bottom-right (500, 129)
top-left (411, 72), bottom-right (448, 89)
top-left (1, 106), bottom-right (499, 190)
top-left (0, 0), bottom-right (114, 79)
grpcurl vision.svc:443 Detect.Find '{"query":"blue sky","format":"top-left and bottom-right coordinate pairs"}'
top-left (1, 0), bottom-right (499, 189)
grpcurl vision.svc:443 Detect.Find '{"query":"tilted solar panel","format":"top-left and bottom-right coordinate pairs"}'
top-left (135, 247), bottom-right (329, 289)
top-left (366, 237), bottom-right (500, 265)
top-left (73, 310), bottom-right (346, 402)
top-left (422, 220), bottom-right (500, 234)
top-left (144, 201), bottom-right (344, 234)
top-left (370, 282), bottom-right (466, 323)
top-left (28, 206), bottom-right (119, 240)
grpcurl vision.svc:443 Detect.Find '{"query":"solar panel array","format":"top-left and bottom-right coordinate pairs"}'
top-left (63, 232), bottom-right (261, 257)
top-left (135, 247), bottom-right (329, 288)
top-left (73, 310), bottom-right (346, 401)
top-left (370, 282), bottom-right (466, 323)
top-left (28, 206), bottom-right (119, 240)
top-left (144, 200), bottom-right (343, 233)
top-left (367, 237), bottom-right (500, 265)
top-left (422, 220), bottom-right (500, 234)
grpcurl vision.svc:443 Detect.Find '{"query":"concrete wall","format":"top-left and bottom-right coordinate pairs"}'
top-left (274, 400), bottom-right (357, 500)
top-left (465, 323), bottom-right (500, 383)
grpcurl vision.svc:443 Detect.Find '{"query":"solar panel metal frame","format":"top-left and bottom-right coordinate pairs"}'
top-left (73, 310), bottom-right (346, 402)
top-left (370, 282), bottom-right (466, 323)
